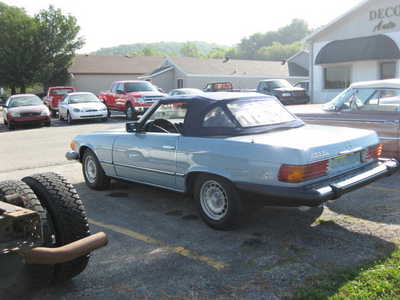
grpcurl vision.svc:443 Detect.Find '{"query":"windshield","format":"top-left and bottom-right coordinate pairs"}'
top-left (125, 82), bottom-right (157, 92)
top-left (269, 80), bottom-right (293, 89)
top-left (9, 96), bottom-right (43, 107)
top-left (51, 88), bottom-right (74, 96)
top-left (69, 94), bottom-right (100, 104)
top-left (227, 99), bottom-right (296, 127)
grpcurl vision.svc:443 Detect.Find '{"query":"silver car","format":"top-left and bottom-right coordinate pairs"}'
top-left (66, 93), bottom-right (399, 230)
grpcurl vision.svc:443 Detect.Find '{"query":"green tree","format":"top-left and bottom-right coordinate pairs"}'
top-left (207, 46), bottom-right (231, 59)
top-left (237, 19), bottom-right (310, 60)
top-left (0, 2), bottom-right (40, 93)
top-left (257, 41), bottom-right (304, 61)
top-left (35, 5), bottom-right (84, 92)
top-left (130, 47), bottom-right (166, 56)
top-left (180, 42), bottom-right (204, 57)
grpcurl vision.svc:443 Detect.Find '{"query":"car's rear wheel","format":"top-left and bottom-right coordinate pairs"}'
top-left (82, 149), bottom-right (111, 190)
top-left (194, 174), bottom-right (242, 230)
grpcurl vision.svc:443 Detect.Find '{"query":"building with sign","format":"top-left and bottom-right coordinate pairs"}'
top-left (307, 0), bottom-right (400, 103)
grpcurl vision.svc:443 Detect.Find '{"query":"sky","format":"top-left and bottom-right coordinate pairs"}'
top-left (3, 0), bottom-right (364, 53)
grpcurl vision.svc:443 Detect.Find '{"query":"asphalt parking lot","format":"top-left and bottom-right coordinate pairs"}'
top-left (1, 116), bottom-right (400, 300)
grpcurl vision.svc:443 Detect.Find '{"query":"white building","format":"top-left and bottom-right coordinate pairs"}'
top-left (307, 0), bottom-right (400, 103)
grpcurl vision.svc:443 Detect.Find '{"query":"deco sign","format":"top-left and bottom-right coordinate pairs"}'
top-left (370, 5), bottom-right (400, 32)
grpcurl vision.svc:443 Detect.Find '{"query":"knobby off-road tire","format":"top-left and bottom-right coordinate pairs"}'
top-left (194, 174), bottom-right (242, 230)
top-left (22, 172), bottom-right (90, 283)
top-left (82, 149), bottom-right (111, 190)
top-left (0, 180), bottom-right (54, 298)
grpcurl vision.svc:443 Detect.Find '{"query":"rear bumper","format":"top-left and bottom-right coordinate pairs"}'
top-left (236, 158), bottom-right (399, 207)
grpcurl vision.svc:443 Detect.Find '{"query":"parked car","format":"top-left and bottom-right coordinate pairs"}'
top-left (204, 82), bottom-right (234, 92)
top-left (66, 92), bottom-right (398, 230)
top-left (43, 86), bottom-right (76, 117)
top-left (2, 94), bottom-right (51, 130)
top-left (294, 80), bottom-right (310, 96)
top-left (168, 88), bottom-right (204, 96)
top-left (288, 79), bottom-right (400, 160)
top-left (98, 81), bottom-right (166, 120)
top-left (257, 79), bottom-right (309, 105)
top-left (58, 92), bottom-right (108, 124)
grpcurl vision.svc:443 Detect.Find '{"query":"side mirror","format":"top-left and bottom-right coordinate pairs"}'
top-left (126, 121), bottom-right (142, 133)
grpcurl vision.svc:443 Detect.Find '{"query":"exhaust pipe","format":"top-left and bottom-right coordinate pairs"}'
top-left (19, 232), bottom-right (108, 265)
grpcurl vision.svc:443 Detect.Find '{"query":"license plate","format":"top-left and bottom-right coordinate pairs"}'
top-left (329, 153), bottom-right (361, 170)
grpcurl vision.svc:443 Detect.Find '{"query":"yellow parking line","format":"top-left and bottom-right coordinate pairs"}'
top-left (366, 186), bottom-right (400, 193)
top-left (89, 219), bottom-right (229, 271)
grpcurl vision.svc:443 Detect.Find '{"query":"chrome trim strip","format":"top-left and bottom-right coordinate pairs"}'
top-left (379, 136), bottom-right (400, 141)
top-left (339, 147), bottom-right (363, 155)
top-left (176, 173), bottom-right (185, 177)
top-left (112, 175), bottom-right (184, 193)
top-left (301, 117), bottom-right (395, 123)
top-left (100, 160), bottom-right (113, 165)
top-left (113, 163), bottom-right (176, 176)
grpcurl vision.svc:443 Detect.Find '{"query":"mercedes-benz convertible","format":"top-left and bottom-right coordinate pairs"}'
top-left (66, 93), bottom-right (399, 230)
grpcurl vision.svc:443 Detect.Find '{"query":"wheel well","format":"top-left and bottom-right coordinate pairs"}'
top-left (79, 146), bottom-right (90, 162)
top-left (185, 172), bottom-right (234, 195)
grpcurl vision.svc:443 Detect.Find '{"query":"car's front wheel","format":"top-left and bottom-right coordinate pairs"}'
top-left (82, 149), bottom-right (111, 190)
top-left (67, 112), bottom-right (74, 125)
top-left (194, 174), bottom-right (242, 230)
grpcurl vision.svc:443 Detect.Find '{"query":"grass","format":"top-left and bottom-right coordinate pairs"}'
top-left (294, 248), bottom-right (400, 300)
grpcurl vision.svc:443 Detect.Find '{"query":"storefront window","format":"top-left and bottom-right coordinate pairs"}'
top-left (380, 62), bottom-right (396, 80)
top-left (324, 66), bottom-right (351, 89)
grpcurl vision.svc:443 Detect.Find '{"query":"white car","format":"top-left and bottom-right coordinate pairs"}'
top-left (58, 92), bottom-right (108, 124)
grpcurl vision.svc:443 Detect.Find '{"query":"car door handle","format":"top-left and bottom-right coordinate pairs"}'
top-left (162, 145), bottom-right (176, 150)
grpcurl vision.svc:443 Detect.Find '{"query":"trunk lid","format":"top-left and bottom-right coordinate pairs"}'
top-left (228, 124), bottom-right (379, 174)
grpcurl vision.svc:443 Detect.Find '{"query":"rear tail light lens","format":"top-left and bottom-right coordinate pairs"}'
top-left (362, 144), bottom-right (383, 161)
top-left (278, 160), bottom-right (329, 183)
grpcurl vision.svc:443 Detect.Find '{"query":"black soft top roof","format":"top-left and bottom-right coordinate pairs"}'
top-left (144, 92), bottom-right (303, 137)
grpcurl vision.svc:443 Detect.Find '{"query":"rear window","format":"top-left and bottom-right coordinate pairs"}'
top-left (227, 99), bottom-right (296, 127)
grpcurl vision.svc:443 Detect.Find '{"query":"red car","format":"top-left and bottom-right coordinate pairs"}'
top-left (99, 81), bottom-right (166, 120)
top-left (2, 94), bottom-right (51, 130)
top-left (43, 86), bottom-right (76, 117)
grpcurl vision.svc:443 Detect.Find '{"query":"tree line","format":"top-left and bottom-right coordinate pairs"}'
top-left (93, 19), bottom-right (311, 61)
top-left (0, 2), bottom-right (83, 94)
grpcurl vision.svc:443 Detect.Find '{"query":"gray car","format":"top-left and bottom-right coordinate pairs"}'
top-left (66, 93), bottom-right (398, 230)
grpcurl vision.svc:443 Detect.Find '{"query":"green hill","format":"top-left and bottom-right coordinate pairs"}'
top-left (91, 41), bottom-right (228, 56)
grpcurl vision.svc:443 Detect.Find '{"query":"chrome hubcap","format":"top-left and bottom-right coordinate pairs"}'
top-left (200, 180), bottom-right (228, 221)
top-left (84, 156), bottom-right (97, 183)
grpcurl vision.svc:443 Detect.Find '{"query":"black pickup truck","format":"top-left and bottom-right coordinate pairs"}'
top-left (256, 79), bottom-right (309, 105)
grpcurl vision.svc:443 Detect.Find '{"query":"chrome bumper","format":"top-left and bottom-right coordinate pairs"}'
top-left (66, 151), bottom-right (79, 161)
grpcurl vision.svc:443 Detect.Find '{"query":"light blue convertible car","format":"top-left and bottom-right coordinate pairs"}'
top-left (66, 93), bottom-right (399, 230)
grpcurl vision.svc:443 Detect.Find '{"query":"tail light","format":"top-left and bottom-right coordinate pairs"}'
top-left (362, 144), bottom-right (383, 161)
top-left (278, 160), bottom-right (329, 183)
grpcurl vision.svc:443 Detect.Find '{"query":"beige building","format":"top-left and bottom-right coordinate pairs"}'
top-left (307, 0), bottom-right (400, 103)
top-left (141, 56), bottom-right (308, 92)
top-left (68, 55), bottom-right (165, 94)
